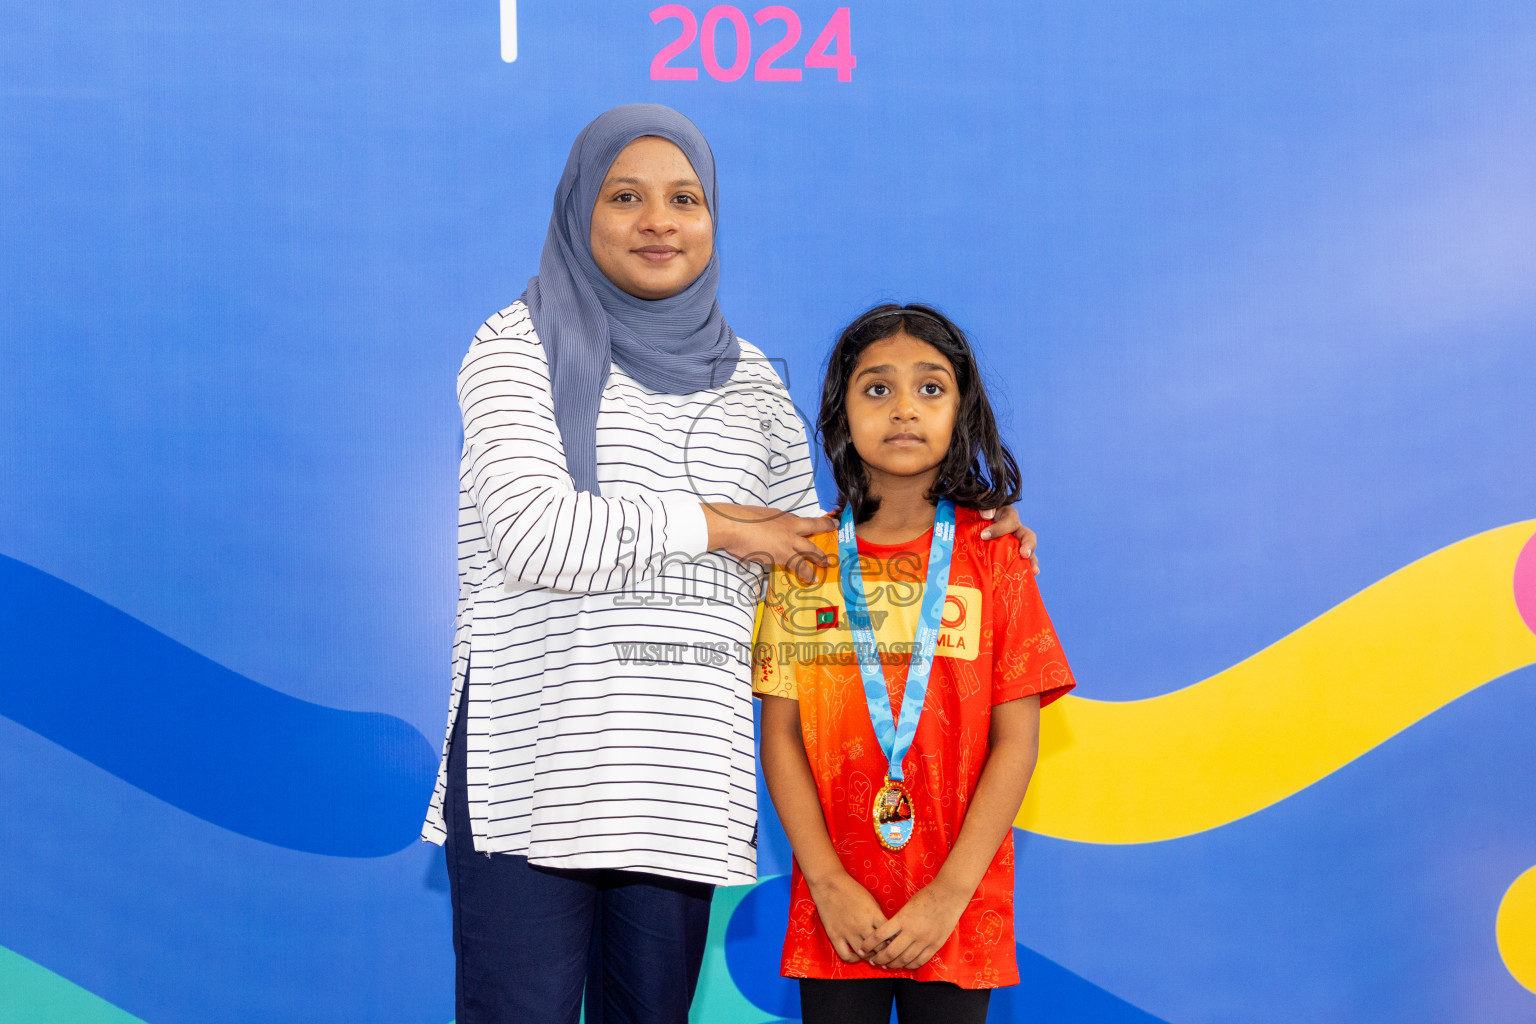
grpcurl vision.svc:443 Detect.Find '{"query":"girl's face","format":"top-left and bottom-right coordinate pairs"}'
top-left (589, 136), bottom-right (713, 300)
top-left (844, 331), bottom-right (959, 496)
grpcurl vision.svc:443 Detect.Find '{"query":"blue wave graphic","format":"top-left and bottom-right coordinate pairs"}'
top-left (0, 555), bottom-right (437, 857)
top-left (0, 715), bottom-right (455, 1023)
top-left (993, 946), bottom-right (1171, 1023)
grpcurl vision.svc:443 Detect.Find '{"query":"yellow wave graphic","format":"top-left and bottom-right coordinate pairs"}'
top-left (1498, 865), bottom-right (1536, 994)
top-left (1016, 520), bottom-right (1536, 844)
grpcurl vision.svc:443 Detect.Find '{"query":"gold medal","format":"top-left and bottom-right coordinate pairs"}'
top-left (872, 778), bottom-right (915, 850)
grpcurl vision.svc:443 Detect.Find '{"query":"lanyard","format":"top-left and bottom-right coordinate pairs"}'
top-left (837, 498), bottom-right (956, 784)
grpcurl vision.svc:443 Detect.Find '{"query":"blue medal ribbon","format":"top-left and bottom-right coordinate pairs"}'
top-left (837, 498), bottom-right (957, 786)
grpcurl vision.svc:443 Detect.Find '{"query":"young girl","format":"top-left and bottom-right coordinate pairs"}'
top-left (754, 304), bottom-right (1076, 1024)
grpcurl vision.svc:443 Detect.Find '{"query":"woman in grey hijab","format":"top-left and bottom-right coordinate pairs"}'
top-left (422, 104), bottom-right (1037, 1024)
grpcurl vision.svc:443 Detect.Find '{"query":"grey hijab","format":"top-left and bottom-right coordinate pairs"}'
top-left (523, 103), bottom-right (739, 495)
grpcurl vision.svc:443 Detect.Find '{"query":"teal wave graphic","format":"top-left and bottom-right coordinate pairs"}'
top-left (0, 944), bottom-right (148, 1024)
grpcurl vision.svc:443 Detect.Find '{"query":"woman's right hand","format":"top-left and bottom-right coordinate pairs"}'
top-left (703, 504), bottom-right (835, 583)
top-left (806, 871), bottom-right (888, 964)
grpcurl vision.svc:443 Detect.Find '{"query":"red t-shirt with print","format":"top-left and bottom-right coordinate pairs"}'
top-left (753, 506), bottom-right (1075, 989)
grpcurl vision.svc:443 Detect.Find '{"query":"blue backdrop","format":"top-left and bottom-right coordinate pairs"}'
top-left (3, 2), bottom-right (1535, 1021)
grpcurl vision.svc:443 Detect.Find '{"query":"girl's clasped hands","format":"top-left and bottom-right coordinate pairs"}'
top-left (811, 871), bottom-right (971, 970)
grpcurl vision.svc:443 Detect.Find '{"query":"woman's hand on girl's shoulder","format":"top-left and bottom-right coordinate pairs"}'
top-left (703, 504), bottom-right (836, 584)
top-left (978, 506), bottom-right (1040, 575)
top-left (806, 871), bottom-right (889, 964)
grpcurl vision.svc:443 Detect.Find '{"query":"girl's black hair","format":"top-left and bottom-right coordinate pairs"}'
top-left (818, 303), bottom-right (1021, 523)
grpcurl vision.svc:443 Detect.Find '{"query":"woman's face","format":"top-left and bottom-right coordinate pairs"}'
top-left (590, 136), bottom-right (713, 300)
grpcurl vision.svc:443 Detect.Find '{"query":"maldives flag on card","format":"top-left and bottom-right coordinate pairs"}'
top-left (815, 606), bottom-right (838, 629)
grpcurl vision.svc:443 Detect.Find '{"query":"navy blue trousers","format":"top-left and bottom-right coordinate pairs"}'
top-left (445, 700), bottom-right (714, 1024)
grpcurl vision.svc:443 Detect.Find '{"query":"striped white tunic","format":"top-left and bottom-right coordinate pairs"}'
top-left (421, 300), bottom-right (819, 886)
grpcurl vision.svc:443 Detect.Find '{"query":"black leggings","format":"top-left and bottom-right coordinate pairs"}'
top-left (799, 978), bottom-right (991, 1024)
